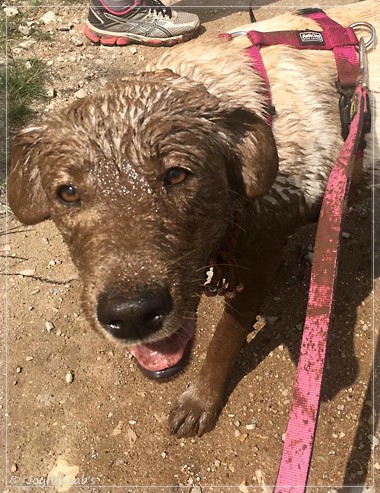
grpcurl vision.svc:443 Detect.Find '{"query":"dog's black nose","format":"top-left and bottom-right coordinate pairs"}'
top-left (97, 287), bottom-right (173, 341)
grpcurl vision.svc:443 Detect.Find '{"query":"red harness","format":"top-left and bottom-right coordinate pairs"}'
top-left (225, 8), bottom-right (370, 139)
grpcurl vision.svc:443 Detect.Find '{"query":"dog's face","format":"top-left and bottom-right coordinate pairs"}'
top-left (9, 74), bottom-right (278, 378)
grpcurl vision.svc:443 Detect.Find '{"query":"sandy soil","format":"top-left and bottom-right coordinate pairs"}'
top-left (1, 1), bottom-right (379, 491)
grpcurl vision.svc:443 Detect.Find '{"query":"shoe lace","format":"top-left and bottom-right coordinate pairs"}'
top-left (139, 0), bottom-right (172, 18)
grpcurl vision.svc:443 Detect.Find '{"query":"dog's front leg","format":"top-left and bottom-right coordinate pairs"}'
top-left (169, 241), bottom-right (284, 437)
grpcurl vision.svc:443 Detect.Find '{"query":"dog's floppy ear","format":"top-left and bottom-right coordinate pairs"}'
top-left (218, 108), bottom-right (279, 199)
top-left (8, 126), bottom-right (51, 225)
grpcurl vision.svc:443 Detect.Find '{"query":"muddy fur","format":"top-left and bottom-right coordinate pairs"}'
top-left (9, 0), bottom-right (378, 437)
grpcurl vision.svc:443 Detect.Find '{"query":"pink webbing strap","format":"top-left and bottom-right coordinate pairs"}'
top-left (247, 10), bottom-right (359, 89)
top-left (274, 84), bottom-right (368, 492)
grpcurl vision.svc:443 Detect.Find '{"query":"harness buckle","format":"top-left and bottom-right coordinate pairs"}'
top-left (336, 82), bottom-right (355, 140)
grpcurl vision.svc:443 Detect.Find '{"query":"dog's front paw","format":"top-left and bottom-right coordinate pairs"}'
top-left (169, 385), bottom-right (221, 437)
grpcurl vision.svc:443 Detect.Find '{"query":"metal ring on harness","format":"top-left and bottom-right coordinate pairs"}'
top-left (349, 21), bottom-right (376, 48)
top-left (228, 30), bottom-right (249, 38)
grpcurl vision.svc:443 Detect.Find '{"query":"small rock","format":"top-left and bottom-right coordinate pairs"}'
top-left (374, 462), bottom-right (380, 470)
top-left (239, 433), bottom-right (248, 442)
top-left (127, 427), bottom-right (137, 448)
top-left (190, 487), bottom-right (202, 493)
top-left (73, 38), bottom-right (83, 47)
top-left (10, 464), bottom-right (17, 473)
top-left (40, 11), bottom-right (56, 25)
top-left (65, 372), bottom-right (74, 384)
top-left (129, 46), bottom-right (138, 55)
top-left (18, 25), bottom-right (31, 36)
top-left (74, 89), bottom-right (87, 99)
top-left (128, 420), bottom-right (137, 425)
top-left (111, 421), bottom-right (123, 436)
top-left (238, 482), bottom-right (249, 493)
top-left (266, 316), bottom-right (279, 323)
top-left (4, 7), bottom-right (19, 17)
top-left (99, 77), bottom-right (108, 87)
top-left (305, 251), bottom-right (314, 264)
top-left (46, 87), bottom-right (56, 98)
top-left (245, 423), bottom-right (256, 430)
top-left (342, 232), bottom-right (351, 238)
top-left (368, 434), bottom-right (379, 447)
top-left (362, 323), bottom-right (369, 332)
top-left (58, 24), bottom-right (74, 31)
top-left (18, 269), bottom-right (35, 277)
top-left (161, 451), bottom-right (167, 459)
top-left (17, 40), bottom-right (37, 50)
top-left (45, 321), bottom-right (55, 332)
top-left (282, 432), bottom-right (286, 442)
top-left (16, 366), bottom-right (22, 373)
top-left (25, 356), bottom-right (34, 361)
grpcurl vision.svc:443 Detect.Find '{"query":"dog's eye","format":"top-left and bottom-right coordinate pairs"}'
top-left (57, 184), bottom-right (81, 205)
top-left (164, 167), bottom-right (191, 187)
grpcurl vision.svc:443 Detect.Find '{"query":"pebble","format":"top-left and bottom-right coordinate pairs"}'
top-left (18, 40), bottom-right (37, 50)
top-left (238, 482), bottom-right (249, 493)
top-left (40, 11), bottom-right (56, 25)
top-left (374, 462), bottom-right (380, 470)
top-left (10, 464), bottom-right (17, 473)
top-left (99, 77), bottom-right (108, 87)
top-left (46, 87), bottom-right (56, 98)
top-left (190, 487), bottom-right (202, 493)
top-left (305, 252), bottom-right (314, 264)
top-left (18, 269), bottom-right (35, 277)
top-left (161, 451), bottom-right (167, 459)
top-left (45, 321), bottom-right (55, 332)
top-left (245, 423), bottom-right (256, 430)
top-left (368, 434), bottom-right (379, 446)
top-left (127, 427), bottom-right (137, 448)
top-left (129, 46), bottom-right (138, 55)
top-left (266, 316), bottom-right (279, 323)
top-left (4, 7), bottom-right (19, 17)
top-left (74, 89), bottom-right (87, 99)
top-left (342, 232), bottom-right (351, 238)
top-left (58, 24), bottom-right (74, 31)
top-left (25, 356), bottom-right (34, 361)
top-left (16, 366), bottom-right (22, 373)
top-left (73, 39), bottom-right (84, 47)
top-left (65, 372), bottom-right (74, 384)
top-left (18, 25), bottom-right (31, 36)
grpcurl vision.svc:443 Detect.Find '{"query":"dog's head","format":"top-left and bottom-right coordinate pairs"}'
top-left (9, 73), bottom-right (278, 378)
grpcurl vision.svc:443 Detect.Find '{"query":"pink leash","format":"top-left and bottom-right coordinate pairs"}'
top-left (274, 82), bottom-right (370, 491)
top-left (223, 11), bottom-right (374, 486)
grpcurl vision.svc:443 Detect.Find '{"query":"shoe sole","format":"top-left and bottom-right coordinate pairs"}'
top-left (83, 22), bottom-right (198, 47)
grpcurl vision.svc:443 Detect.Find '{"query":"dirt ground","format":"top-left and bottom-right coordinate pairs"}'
top-left (1, 0), bottom-right (379, 491)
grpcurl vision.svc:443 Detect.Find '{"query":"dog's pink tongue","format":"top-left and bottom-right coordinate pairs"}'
top-left (130, 320), bottom-right (195, 372)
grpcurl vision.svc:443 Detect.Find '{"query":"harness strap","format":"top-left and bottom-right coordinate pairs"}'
top-left (247, 9), bottom-right (359, 91)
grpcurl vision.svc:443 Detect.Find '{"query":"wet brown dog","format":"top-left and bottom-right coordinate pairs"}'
top-left (9, 1), bottom-right (378, 437)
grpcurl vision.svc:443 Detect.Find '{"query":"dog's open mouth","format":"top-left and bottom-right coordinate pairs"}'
top-left (129, 318), bottom-right (196, 380)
